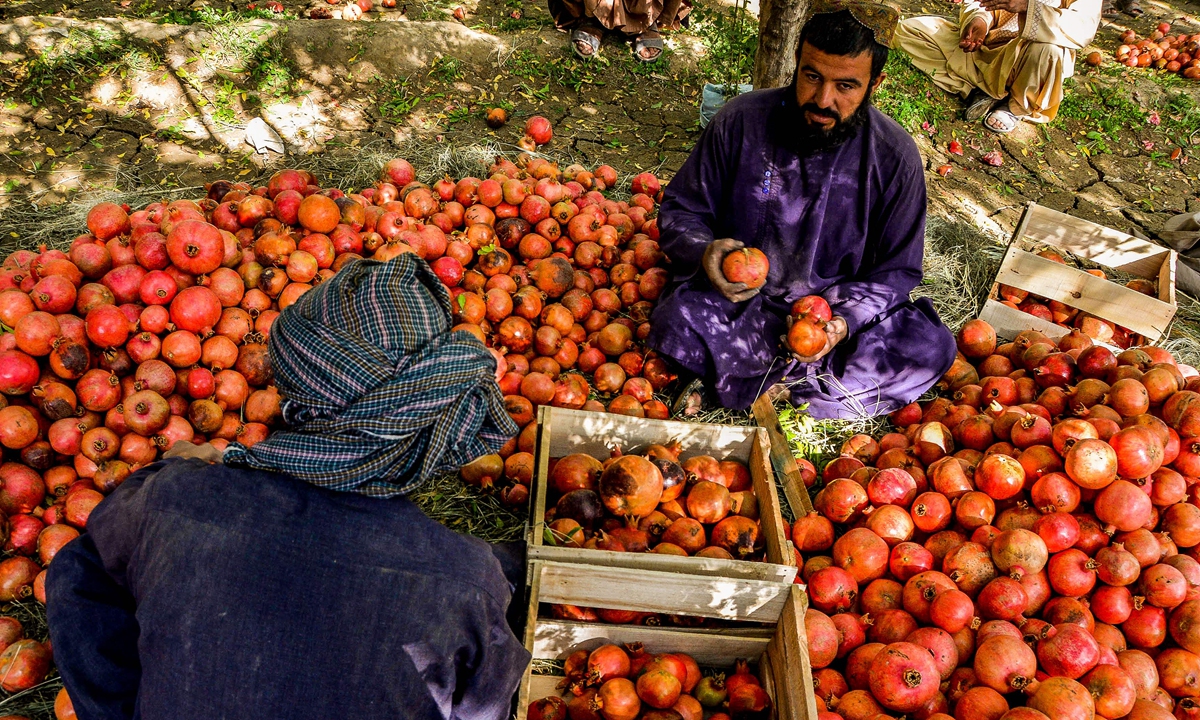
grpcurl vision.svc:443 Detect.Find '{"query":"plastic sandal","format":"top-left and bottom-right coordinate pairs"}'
top-left (571, 24), bottom-right (602, 59)
top-left (633, 30), bottom-right (664, 63)
top-left (984, 107), bottom-right (1020, 134)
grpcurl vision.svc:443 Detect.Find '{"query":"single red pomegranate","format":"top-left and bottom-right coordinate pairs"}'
top-left (974, 635), bottom-right (1037, 693)
top-left (721, 248), bottom-right (769, 290)
top-left (166, 219), bottom-right (224, 275)
top-left (0, 639), bottom-right (51, 693)
top-left (868, 641), bottom-right (941, 712)
top-left (598, 455), bottom-right (663, 525)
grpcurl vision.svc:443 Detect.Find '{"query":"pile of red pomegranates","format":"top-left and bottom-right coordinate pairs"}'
top-left (545, 441), bottom-right (763, 550)
top-left (997, 248), bottom-right (1162, 349)
top-left (526, 643), bottom-right (769, 720)
top-left (0, 153), bottom-right (671, 715)
top-left (798, 315), bottom-right (1200, 720)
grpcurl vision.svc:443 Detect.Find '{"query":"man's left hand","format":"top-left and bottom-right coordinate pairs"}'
top-left (979, 0), bottom-right (1028, 13)
top-left (782, 316), bottom-right (849, 364)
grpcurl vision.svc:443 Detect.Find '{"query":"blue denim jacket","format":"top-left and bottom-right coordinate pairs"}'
top-left (46, 458), bottom-right (530, 720)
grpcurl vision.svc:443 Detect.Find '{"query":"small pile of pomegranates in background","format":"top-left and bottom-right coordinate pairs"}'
top-left (1110, 23), bottom-right (1200, 79)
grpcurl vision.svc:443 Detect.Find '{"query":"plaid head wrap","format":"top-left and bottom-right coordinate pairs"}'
top-left (807, 0), bottom-right (899, 46)
top-left (222, 255), bottom-right (518, 496)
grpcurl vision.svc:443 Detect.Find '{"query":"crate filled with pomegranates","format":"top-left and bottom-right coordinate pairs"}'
top-left (518, 562), bottom-right (815, 720)
top-left (978, 202), bottom-right (1177, 349)
top-left (528, 407), bottom-right (797, 588)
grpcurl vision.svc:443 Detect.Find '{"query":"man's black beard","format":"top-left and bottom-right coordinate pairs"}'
top-left (769, 88), bottom-right (872, 157)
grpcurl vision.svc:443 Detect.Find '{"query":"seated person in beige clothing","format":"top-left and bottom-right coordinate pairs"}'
top-left (893, 0), bottom-right (1101, 133)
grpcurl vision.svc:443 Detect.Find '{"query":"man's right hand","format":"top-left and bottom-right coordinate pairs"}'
top-left (702, 238), bottom-right (760, 303)
top-left (959, 17), bottom-right (988, 52)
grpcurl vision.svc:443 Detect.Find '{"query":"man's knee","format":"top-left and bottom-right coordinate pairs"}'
top-left (1022, 41), bottom-right (1067, 68)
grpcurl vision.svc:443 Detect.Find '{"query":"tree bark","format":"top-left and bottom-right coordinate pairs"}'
top-left (752, 0), bottom-right (808, 89)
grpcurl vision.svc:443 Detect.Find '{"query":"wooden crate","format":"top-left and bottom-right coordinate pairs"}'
top-left (529, 407), bottom-right (798, 589)
top-left (978, 203), bottom-right (1177, 343)
top-left (515, 561), bottom-right (818, 720)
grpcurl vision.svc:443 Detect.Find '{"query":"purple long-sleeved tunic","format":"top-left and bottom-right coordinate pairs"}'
top-left (647, 87), bottom-right (956, 418)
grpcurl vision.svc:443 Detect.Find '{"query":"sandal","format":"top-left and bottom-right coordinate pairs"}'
top-left (1102, 0), bottom-right (1120, 17)
top-left (633, 27), bottom-right (664, 63)
top-left (669, 377), bottom-right (705, 418)
top-left (964, 88), bottom-right (999, 121)
top-left (571, 22), bottom-right (603, 60)
top-left (984, 107), bottom-right (1020, 134)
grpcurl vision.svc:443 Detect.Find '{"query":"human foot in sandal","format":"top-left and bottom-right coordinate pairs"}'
top-left (571, 22), bottom-right (603, 59)
top-left (633, 25), bottom-right (664, 63)
top-left (984, 105), bottom-right (1020, 134)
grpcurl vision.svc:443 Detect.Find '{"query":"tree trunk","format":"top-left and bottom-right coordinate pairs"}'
top-left (752, 0), bottom-right (808, 89)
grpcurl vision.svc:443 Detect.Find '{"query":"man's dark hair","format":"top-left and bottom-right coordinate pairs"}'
top-left (797, 10), bottom-right (889, 81)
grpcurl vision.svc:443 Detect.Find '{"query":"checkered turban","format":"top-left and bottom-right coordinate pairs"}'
top-left (223, 255), bottom-right (518, 496)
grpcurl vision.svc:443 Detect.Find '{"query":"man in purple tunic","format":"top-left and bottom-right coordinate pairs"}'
top-left (648, 0), bottom-right (956, 419)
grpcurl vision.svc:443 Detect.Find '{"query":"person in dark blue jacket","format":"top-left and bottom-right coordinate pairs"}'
top-left (46, 255), bottom-right (529, 720)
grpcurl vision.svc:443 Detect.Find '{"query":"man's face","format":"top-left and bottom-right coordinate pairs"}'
top-left (793, 42), bottom-right (883, 134)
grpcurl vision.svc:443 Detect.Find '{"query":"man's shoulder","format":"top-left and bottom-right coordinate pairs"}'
top-left (866, 107), bottom-right (924, 175)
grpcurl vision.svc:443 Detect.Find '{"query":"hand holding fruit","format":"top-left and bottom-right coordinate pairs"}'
top-left (785, 314), bottom-right (847, 364)
top-left (702, 238), bottom-right (764, 303)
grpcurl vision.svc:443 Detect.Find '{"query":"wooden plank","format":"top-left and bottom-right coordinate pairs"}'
top-left (542, 407), bottom-right (760, 462)
top-left (528, 544), bottom-right (796, 583)
top-left (1020, 203), bottom-right (1173, 278)
top-left (537, 561), bottom-right (791, 622)
top-left (978, 298), bottom-right (1070, 343)
top-left (994, 249), bottom-right (1175, 340)
top-left (761, 646), bottom-right (789, 720)
top-left (530, 619), bottom-right (773, 664)
top-left (530, 405), bottom-right (553, 548)
top-left (779, 586), bottom-right (819, 720)
top-left (1162, 252), bottom-right (1178, 307)
top-left (515, 564), bottom-right (544, 720)
top-left (752, 395), bottom-right (814, 517)
top-left (751, 427), bottom-right (794, 574)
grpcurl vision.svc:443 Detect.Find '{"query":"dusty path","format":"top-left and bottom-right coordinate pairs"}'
top-left (0, 0), bottom-right (1197, 251)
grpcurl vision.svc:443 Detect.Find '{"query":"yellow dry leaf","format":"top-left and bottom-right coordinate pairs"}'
top-left (44, 147), bottom-right (55, 156)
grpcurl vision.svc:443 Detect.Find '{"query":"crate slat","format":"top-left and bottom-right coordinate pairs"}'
top-left (537, 560), bottom-right (791, 622)
top-left (531, 618), bottom-right (773, 664)
top-left (527, 544), bottom-right (796, 583)
top-left (752, 395), bottom-right (815, 517)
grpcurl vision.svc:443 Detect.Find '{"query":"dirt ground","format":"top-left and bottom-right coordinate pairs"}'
top-left (0, 0), bottom-right (1197, 248)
